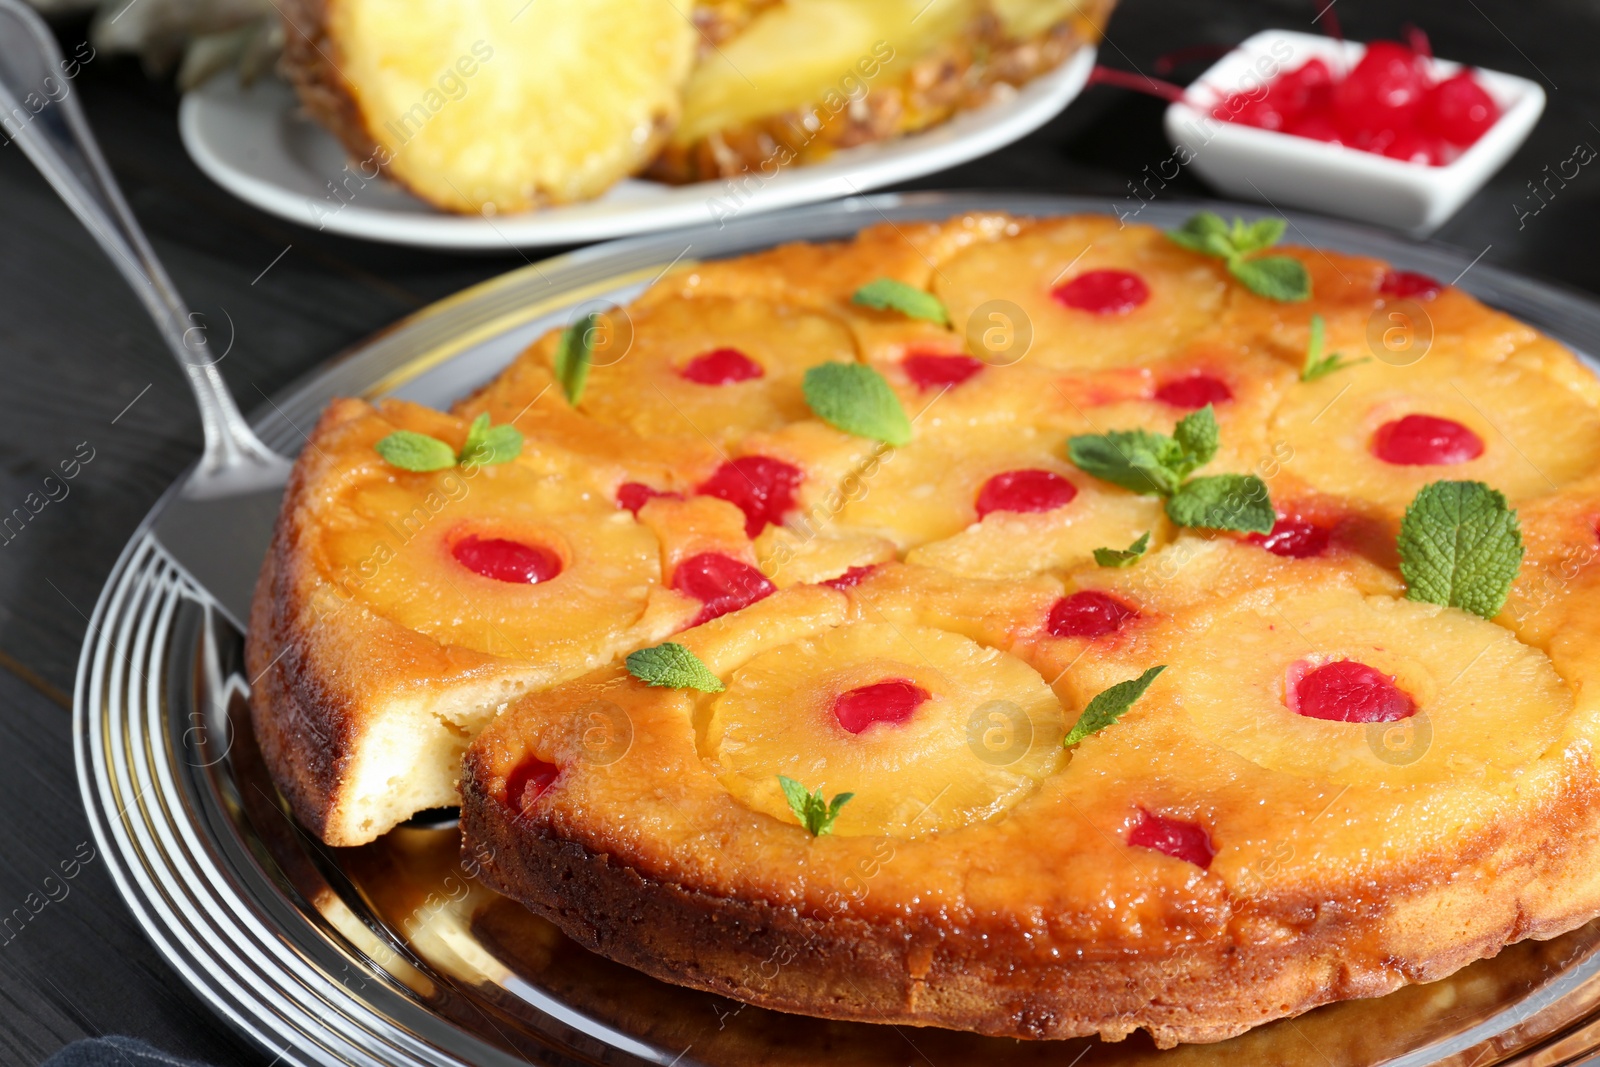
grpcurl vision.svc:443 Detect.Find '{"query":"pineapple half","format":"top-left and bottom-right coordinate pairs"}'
top-left (647, 0), bottom-right (1112, 183)
top-left (278, 0), bottom-right (696, 213)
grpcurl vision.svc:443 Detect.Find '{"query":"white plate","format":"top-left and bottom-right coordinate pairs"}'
top-left (178, 48), bottom-right (1095, 251)
top-left (1164, 30), bottom-right (1544, 236)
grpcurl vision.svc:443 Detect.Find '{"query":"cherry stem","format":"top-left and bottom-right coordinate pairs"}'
top-left (1088, 64), bottom-right (1188, 104)
top-left (1313, 0), bottom-right (1344, 43)
top-left (1152, 43), bottom-right (1234, 76)
top-left (1402, 23), bottom-right (1433, 61)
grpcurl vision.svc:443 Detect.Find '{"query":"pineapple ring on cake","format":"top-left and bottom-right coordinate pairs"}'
top-left (247, 397), bottom-right (690, 846)
top-left (707, 622), bottom-right (1065, 836)
top-left (933, 215), bottom-right (1233, 370)
top-left (516, 295), bottom-right (857, 444)
top-left (278, 0), bottom-right (696, 213)
top-left (1270, 339), bottom-right (1600, 512)
top-left (1157, 586), bottom-right (1572, 787)
top-left (321, 459), bottom-right (669, 660)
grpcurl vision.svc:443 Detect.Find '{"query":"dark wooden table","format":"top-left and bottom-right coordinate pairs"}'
top-left (0, 1), bottom-right (1594, 1063)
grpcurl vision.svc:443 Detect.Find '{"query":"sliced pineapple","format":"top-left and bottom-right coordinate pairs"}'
top-left (753, 525), bottom-right (898, 587)
top-left (286, 0), bottom-right (695, 213)
top-left (1269, 338), bottom-right (1600, 513)
top-left (317, 403), bottom-right (688, 663)
top-left (543, 295), bottom-right (857, 445)
top-left (706, 622), bottom-right (1065, 836)
top-left (933, 215), bottom-right (1233, 370)
top-left (1150, 586), bottom-right (1572, 787)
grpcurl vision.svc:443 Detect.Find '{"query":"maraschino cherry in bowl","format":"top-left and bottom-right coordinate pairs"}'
top-left (1164, 29), bottom-right (1544, 235)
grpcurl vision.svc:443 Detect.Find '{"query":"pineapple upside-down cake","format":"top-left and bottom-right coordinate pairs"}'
top-left (247, 211), bottom-right (1600, 1047)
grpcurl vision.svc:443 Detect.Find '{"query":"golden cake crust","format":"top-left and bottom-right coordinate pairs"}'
top-left (253, 210), bottom-right (1600, 1043)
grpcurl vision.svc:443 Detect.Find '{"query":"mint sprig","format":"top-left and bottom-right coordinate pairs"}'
top-left (851, 277), bottom-right (949, 324)
top-left (1397, 481), bottom-right (1523, 619)
top-left (778, 776), bottom-right (853, 836)
top-left (1301, 313), bottom-right (1368, 382)
top-left (1094, 531), bottom-right (1151, 568)
top-left (374, 431), bottom-right (456, 472)
top-left (555, 312), bottom-right (599, 405)
top-left (1067, 406), bottom-right (1271, 533)
top-left (1065, 665), bottom-right (1166, 746)
top-left (625, 642), bottom-right (725, 692)
top-left (1167, 474), bottom-right (1274, 534)
top-left (803, 363), bottom-right (912, 446)
top-left (375, 413), bottom-right (523, 472)
top-left (1166, 212), bottom-right (1311, 302)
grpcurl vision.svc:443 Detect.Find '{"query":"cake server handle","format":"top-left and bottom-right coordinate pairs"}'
top-left (0, 0), bottom-right (289, 495)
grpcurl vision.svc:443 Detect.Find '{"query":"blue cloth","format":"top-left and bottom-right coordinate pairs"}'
top-left (43, 1038), bottom-right (213, 1067)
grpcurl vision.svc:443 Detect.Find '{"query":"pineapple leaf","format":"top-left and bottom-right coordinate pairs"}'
top-left (1166, 474), bottom-right (1275, 533)
top-left (554, 312), bottom-right (599, 405)
top-left (851, 277), bottom-right (949, 324)
top-left (1065, 665), bottom-right (1167, 746)
top-left (778, 775), bottom-right (852, 836)
top-left (374, 430), bottom-right (457, 472)
top-left (1398, 480), bottom-right (1524, 619)
top-left (459, 413), bottom-right (524, 467)
top-left (1094, 530), bottom-right (1152, 568)
top-left (625, 642), bottom-right (725, 693)
top-left (1300, 313), bottom-right (1369, 381)
top-left (803, 363), bottom-right (913, 446)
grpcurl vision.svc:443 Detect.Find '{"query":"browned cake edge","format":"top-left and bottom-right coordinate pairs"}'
top-left (459, 742), bottom-right (1600, 1047)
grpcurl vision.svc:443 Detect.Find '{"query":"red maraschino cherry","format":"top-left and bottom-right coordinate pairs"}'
top-left (821, 565), bottom-right (877, 590)
top-left (833, 680), bottom-right (930, 734)
top-left (903, 352), bottom-right (984, 390)
top-left (1246, 516), bottom-right (1331, 559)
top-left (616, 482), bottom-right (679, 516)
top-left (1288, 660), bottom-right (1416, 722)
top-left (1372, 414), bottom-right (1483, 466)
top-left (1128, 809), bottom-right (1215, 868)
top-left (1047, 591), bottom-right (1139, 638)
top-left (453, 535), bottom-right (563, 584)
top-left (1154, 374), bottom-right (1233, 409)
top-left (680, 347), bottom-right (764, 385)
top-left (975, 470), bottom-right (1078, 519)
top-left (1423, 70), bottom-right (1500, 145)
top-left (697, 456), bottom-right (803, 537)
top-left (672, 552), bottom-right (776, 625)
top-left (505, 756), bottom-right (560, 811)
top-left (1052, 270), bottom-right (1150, 314)
top-left (1379, 270), bottom-right (1442, 299)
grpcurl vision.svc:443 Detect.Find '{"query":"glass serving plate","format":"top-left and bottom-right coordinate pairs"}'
top-left (74, 191), bottom-right (1600, 1067)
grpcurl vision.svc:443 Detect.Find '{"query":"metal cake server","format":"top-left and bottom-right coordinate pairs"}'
top-left (0, 0), bottom-right (291, 630)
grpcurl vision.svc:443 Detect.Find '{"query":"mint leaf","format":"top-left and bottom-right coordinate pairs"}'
top-left (1166, 474), bottom-right (1274, 533)
top-left (1398, 481), bottom-right (1523, 618)
top-left (1165, 212), bottom-right (1233, 257)
top-left (459, 413), bottom-right (524, 466)
top-left (1233, 217), bottom-right (1286, 253)
top-left (1065, 665), bottom-right (1166, 746)
top-left (1094, 530), bottom-right (1151, 568)
top-left (1230, 255), bottom-right (1311, 302)
top-left (1172, 404), bottom-right (1220, 476)
top-left (1067, 428), bottom-right (1186, 496)
top-left (803, 363), bottom-right (912, 446)
top-left (778, 775), bottom-right (853, 836)
top-left (1300, 313), bottom-right (1367, 381)
top-left (851, 277), bottom-right (948, 324)
top-left (375, 430), bottom-right (457, 472)
top-left (625, 642), bottom-right (725, 692)
top-left (555, 313), bottom-right (598, 405)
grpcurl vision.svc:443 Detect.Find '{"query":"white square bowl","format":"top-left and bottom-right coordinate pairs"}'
top-left (1163, 29), bottom-right (1545, 236)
